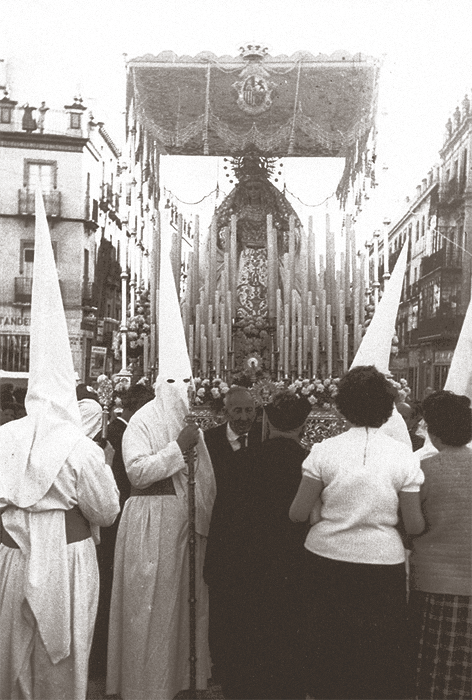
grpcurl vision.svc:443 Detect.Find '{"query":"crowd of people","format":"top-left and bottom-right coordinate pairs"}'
top-left (3, 366), bottom-right (470, 700)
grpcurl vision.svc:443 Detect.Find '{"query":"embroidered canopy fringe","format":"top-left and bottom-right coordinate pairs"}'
top-left (127, 49), bottom-right (380, 203)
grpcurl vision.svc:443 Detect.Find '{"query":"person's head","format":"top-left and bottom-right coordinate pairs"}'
top-left (397, 400), bottom-right (422, 431)
top-left (76, 383), bottom-right (100, 404)
top-left (422, 390), bottom-right (472, 448)
top-left (122, 383), bottom-right (155, 418)
top-left (335, 365), bottom-right (397, 428)
top-left (224, 386), bottom-right (256, 435)
top-left (264, 391), bottom-right (312, 439)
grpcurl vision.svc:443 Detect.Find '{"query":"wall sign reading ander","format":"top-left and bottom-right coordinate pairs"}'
top-left (0, 317), bottom-right (31, 327)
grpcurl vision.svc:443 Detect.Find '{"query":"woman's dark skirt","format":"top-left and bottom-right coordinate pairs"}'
top-left (305, 552), bottom-right (409, 700)
top-left (409, 590), bottom-right (471, 700)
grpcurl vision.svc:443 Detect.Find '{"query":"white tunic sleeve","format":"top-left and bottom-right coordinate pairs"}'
top-left (122, 416), bottom-right (187, 489)
top-left (74, 440), bottom-right (120, 527)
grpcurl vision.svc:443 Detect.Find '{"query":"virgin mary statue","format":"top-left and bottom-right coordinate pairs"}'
top-left (209, 154), bottom-right (303, 371)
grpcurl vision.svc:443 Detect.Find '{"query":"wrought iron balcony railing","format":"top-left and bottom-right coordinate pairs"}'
top-left (18, 189), bottom-right (62, 217)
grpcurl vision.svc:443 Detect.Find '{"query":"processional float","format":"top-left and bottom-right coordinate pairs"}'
top-left (126, 43), bottom-right (380, 696)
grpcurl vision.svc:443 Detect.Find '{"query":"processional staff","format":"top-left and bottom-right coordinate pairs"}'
top-left (97, 375), bottom-right (114, 439)
top-left (183, 397), bottom-right (199, 698)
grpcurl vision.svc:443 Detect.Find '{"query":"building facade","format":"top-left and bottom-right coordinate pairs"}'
top-left (373, 93), bottom-right (472, 399)
top-left (0, 78), bottom-right (124, 384)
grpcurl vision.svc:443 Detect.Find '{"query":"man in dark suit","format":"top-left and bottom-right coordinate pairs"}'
top-left (203, 386), bottom-right (262, 699)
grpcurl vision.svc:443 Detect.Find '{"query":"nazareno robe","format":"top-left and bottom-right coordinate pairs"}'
top-left (107, 395), bottom-right (216, 700)
top-left (0, 433), bottom-right (120, 700)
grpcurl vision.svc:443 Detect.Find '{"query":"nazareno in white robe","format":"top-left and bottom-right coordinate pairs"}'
top-left (107, 391), bottom-right (216, 700)
top-left (0, 434), bottom-right (120, 700)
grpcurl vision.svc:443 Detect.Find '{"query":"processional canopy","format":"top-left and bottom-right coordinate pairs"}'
top-left (127, 44), bottom-right (380, 203)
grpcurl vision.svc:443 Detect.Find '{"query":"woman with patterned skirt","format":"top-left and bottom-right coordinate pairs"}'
top-left (409, 391), bottom-right (472, 700)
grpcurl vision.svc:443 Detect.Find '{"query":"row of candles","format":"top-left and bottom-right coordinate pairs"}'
top-left (175, 211), bottom-right (370, 379)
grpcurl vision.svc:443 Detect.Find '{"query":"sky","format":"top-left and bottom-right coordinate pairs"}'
top-left (3, 0), bottom-right (472, 247)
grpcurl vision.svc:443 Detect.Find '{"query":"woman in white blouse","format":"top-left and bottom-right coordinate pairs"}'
top-left (290, 365), bottom-right (425, 700)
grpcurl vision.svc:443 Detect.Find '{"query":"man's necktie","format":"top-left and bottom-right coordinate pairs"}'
top-left (237, 434), bottom-right (248, 450)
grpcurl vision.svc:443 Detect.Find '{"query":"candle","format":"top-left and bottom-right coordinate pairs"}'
top-left (320, 290), bottom-right (326, 350)
top-left (207, 304), bottom-right (213, 335)
top-left (189, 325), bottom-right (194, 371)
top-left (214, 291), bottom-right (220, 333)
top-left (312, 327), bottom-right (319, 378)
top-left (276, 289), bottom-right (282, 333)
top-left (291, 323), bottom-right (296, 370)
top-left (288, 216), bottom-right (296, 306)
top-left (327, 324), bottom-right (332, 377)
top-left (195, 304), bottom-right (201, 356)
top-left (209, 214), bottom-right (217, 307)
top-left (300, 227), bottom-right (308, 325)
top-left (303, 325), bottom-right (308, 370)
top-left (222, 323), bottom-right (228, 369)
top-left (230, 215), bottom-right (237, 317)
top-left (193, 215), bottom-right (200, 310)
top-left (284, 335), bottom-right (289, 378)
top-left (343, 324), bottom-right (349, 373)
top-left (278, 324), bottom-right (284, 378)
top-left (266, 214), bottom-right (277, 321)
top-left (215, 336), bottom-right (221, 379)
top-left (201, 335), bottom-right (207, 376)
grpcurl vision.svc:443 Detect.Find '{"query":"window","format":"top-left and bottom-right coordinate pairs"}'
top-left (0, 106), bottom-right (12, 124)
top-left (416, 221), bottom-right (420, 241)
top-left (24, 160), bottom-right (57, 191)
top-left (83, 249), bottom-right (90, 295)
top-left (421, 216), bottom-right (425, 237)
top-left (20, 240), bottom-right (57, 274)
top-left (70, 112), bottom-right (81, 129)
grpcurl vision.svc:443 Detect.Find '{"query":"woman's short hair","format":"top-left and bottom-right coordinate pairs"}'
top-left (334, 365), bottom-right (396, 428)
top-left (122, 383), bottom-right (155, 413)
top-left (422, 390), bottom-right (472, 446)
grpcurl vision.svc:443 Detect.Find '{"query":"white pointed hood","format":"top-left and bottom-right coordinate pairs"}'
top-left (444, 298), bottom-right (472, 400)
top-left (0, 189), bottom-right (83, 507)
top-left (418, 297), bottom-right (472, 459)
top-left (155, 240), bottom-right (215, 536)
top-left (0, 190), bottom-right (89, 665)
top-left (351, 242), bottom-right (410, 445)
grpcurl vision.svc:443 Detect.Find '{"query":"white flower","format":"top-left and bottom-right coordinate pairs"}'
top-left (302, 378), bottom-right (310, 386)
top-left (400, 378), bottom-right (408, 387)
top-left (195, 396), bottom-right (203, 405)
top-left (293, 379), bottom-right (303, 388)
top-left (323, 378), bottom-right (331, 387)
top-left (308, 395), bottom-right (316, 405)
top-left (202, 379), bottom-right (210, 386)
top-left (316, 385), bottom-right (324, 393)
top-left (322, 402), bottom-right (331, 410)
top-left (221, 385), bottom-right (230, 395)
top-left (211, 388), bottom-right (220, 398)
top-left (301, 387), bottom-right (310, 395)
top-left (307, 384), bottom-right (315, 392)
top-left (197, 388), bottom-right (206, 398)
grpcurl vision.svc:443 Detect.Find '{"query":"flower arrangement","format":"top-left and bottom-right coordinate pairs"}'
top-left (387, 376), bottom-right (411, 403)
top-left (194, 377), bottom-right (230, 412)
top-left (273, 377), bottom-right (340, 409)
top-left (113, 289), bottom-right (151, 361)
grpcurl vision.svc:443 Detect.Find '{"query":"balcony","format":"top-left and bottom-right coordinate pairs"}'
top-left (14, 277), bottom-right (64, 305)
top-left (14, 277), bottom-right (33, 304)
top-left (438, 177), bottom-right (465, 209)
top-left (417, 313), bottom-right (464, 342)
top-left (420, 246), bottom-right (462, 278)
top-left (18, 189), bottom-right (61, 217)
